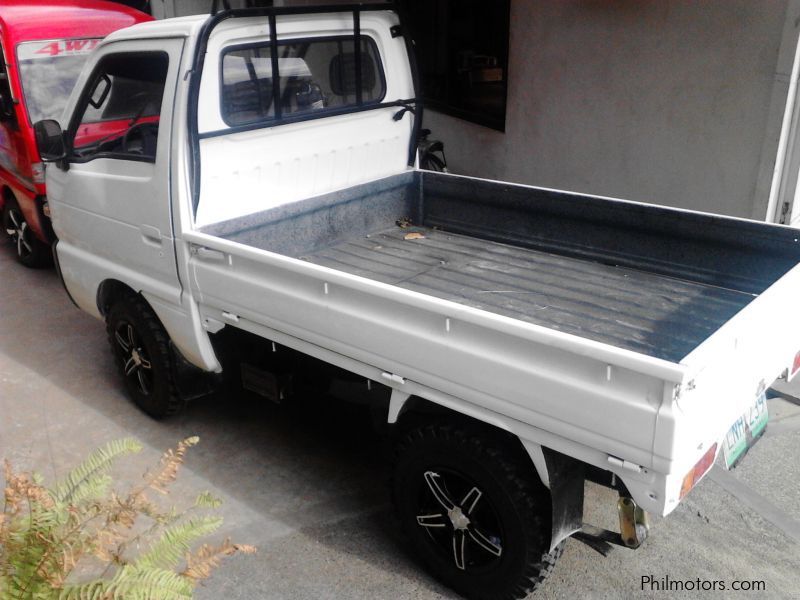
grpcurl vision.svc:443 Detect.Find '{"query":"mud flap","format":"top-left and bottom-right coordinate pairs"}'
top-left (543, 447), bottom-right (585, 552)
top-left (170, 341), bottom-right (219, 401)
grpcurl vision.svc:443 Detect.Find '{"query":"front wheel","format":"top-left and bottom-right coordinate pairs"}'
top-left (392, 424), bottom-right (562, 600)
top-left (2, 198), bottom-right (52, 268)
top-left (106, 293), bottom-right (185, 418)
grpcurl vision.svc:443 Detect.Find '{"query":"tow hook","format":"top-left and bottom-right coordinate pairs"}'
top-left (573, 496), bottom-right (651, 555)
top-left (618, 496), bottom-right (649, 548)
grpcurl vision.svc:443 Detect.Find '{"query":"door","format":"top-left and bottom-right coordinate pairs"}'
top-left (48, 39), bottom-right (185, 306)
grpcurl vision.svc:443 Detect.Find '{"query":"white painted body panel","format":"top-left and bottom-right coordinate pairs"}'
top-left (195, 109), bottom-right (413, 225)
top-left (184, 225), bottom-right (683, 514)
top-left (194, 13), bottom-right (414, 226)
top-left (47, 35), bottom-right (185, 309)
top-left (47, 32), bottom-right (222, 372)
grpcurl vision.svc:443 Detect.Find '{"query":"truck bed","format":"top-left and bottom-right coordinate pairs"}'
top-left (201, 171), bottom-right (800, 364)
top-left (301, 225), bottom-right (751, 362)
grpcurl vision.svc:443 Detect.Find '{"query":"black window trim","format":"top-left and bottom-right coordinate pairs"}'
top-left (410, 0), bottom-right (510, 132)
top-left (217, 33), bottom-right (388, 130)
top-left (427, 97), bottom-right (508, 133)
top-left (65, 50), bottom-right (169, 165)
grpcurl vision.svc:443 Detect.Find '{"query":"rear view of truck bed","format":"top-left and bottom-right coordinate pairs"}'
top-left (201, 170), bottom-right (800, 364)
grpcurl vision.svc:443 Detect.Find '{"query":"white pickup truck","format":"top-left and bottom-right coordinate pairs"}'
top-left (33, 4), bottom-right (800, 599)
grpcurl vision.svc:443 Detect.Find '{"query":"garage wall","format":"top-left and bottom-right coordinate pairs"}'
top-left (149, 0), bottom-right (363, 17)
top-left (424, 0), bottom-right (796, 219)
top-left (149, 0), bottom-right (250, 18)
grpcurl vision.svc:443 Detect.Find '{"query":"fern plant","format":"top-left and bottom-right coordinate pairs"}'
top-left (0, 437), bottom-right (255, 599)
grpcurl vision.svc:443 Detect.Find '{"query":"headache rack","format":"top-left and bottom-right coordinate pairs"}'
top-left (189, 1), bottom-right (423, 213)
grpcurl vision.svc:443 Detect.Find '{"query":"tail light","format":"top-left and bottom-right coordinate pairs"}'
top-left (791, 350), bottom-right (800, 379)
top-left (679, 443), bottom-right (717, 500)
top-left (31, 162), bottom-right (45, 184)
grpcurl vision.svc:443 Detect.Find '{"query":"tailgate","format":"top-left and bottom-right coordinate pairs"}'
top-left (651, 262), bottom-right (800, 512)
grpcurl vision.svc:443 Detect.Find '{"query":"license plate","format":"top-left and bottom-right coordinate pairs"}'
top-left (722, 393), bottom-right (768, 469)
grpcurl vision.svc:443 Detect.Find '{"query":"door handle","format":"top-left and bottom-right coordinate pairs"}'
top-left (195, 246), bottom-right (227, 262)
top-left (140, 224), bottom-right (162, 245)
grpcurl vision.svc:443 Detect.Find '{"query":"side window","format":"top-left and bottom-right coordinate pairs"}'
top-left (221, 36), bottom-right (385, 127)
top-left (70, 52), bottom-right (168, 161)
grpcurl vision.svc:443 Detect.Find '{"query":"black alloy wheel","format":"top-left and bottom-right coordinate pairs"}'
top-left (415, 468), bottom-right (504, 572)
top-left (2, 199), bottom-right (51, 268)
top-left (114, 320), bottom-right (155, 397)
top-left (393, 424), bottom-right (563, 600)
top-left (106, 293), bottom-right (184, 418)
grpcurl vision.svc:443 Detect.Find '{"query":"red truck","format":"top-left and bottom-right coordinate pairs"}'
top-left (0, 0), bottom-right (151, 267)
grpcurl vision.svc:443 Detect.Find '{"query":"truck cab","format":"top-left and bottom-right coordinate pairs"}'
top-left (0, 0), bottom-right (150, 267)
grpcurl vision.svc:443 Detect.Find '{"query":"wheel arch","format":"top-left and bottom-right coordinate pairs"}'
top-left (94, 276), bottom-right (221, 373)
top-left (391, 418), bottom-right (565, 596)
top-left (97, 279), bottom-right (139, 317)
top-left (100, 279), bottom-right (219, 404)
top-left (392, 395), bottom-right (586, 552)
top-left (1, 185), bottom-right (51, 266)
top-left (1, 184), bottom-right (14, 207)
top-left (1, 185), bottom-right (19, 216)
top-left (391, 396), bottom-right (550, 486)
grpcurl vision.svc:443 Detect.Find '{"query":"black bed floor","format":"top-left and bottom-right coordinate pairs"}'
top-left (301, 226), bottom-right (755, 362)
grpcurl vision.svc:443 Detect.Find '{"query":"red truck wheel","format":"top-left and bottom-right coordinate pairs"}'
top-left (2, 198), bottom-right (51, 268)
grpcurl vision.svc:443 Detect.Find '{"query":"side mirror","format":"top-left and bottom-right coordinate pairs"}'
top-left (34, 119), bottom-right (67, 161)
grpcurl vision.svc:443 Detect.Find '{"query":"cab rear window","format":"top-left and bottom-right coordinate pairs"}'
top-left (221, 36), bottom-right (385, 127)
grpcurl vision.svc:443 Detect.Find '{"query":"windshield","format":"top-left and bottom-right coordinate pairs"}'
top-left (16, 39), bottom-right (101, 124)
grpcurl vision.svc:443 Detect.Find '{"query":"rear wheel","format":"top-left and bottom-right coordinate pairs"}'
top-left (392, 424), bottom-right (562, 600)
top-left (2, 198), bottom-right (51, 268)
top-left (106, 293), bottom-right (185, 418)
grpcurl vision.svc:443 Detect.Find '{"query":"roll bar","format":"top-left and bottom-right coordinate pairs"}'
top-left (187, 2), bottom-right (423, 214)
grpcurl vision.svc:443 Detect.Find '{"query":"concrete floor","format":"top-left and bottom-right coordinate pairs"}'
top-left (1, 240), bottom-right (799, 599)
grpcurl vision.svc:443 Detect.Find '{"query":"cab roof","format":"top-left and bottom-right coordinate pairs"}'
top-left (0, 0), bottom-right (151, 48)
top-left (103, 14), bottom-right (208, 44)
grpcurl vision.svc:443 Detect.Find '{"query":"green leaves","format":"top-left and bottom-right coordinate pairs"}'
top-left (52, 438), bottom-right (143, 504)
top-left (136, 517), bottom-right (223, 571)
top-left (194, 492), bottom-right (222, 509)
top-left (1, 437), bottom-right (253, 600)
top-left (60, 566), bottom-right (194, 600)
